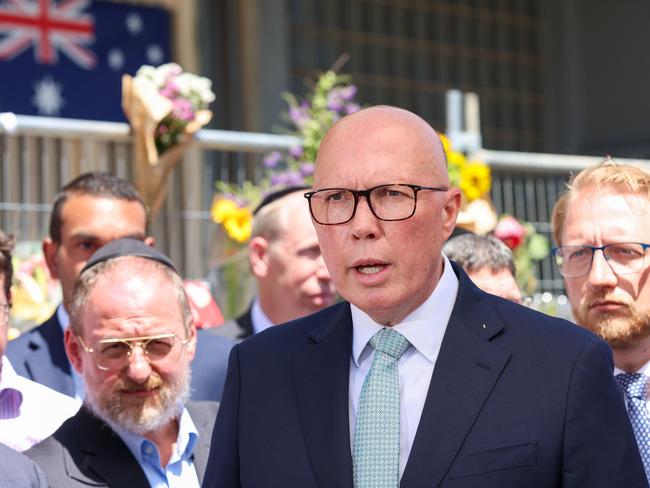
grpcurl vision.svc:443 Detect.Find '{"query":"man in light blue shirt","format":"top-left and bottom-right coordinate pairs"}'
top-left (26, 239), bottom-right (217, 487)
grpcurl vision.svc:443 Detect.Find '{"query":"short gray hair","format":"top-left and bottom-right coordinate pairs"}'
top-left (68, 256), bottom-right (192, 337)
top-left (443, 234), bottom-right (516, 276)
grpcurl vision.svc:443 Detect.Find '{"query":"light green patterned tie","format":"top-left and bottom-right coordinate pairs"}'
top-left (353, 328), bottom-right (411, 488)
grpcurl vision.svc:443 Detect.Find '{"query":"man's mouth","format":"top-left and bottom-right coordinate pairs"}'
top-left (589, 300), bottom-right (627, 312)
top-left (357, 265), bottom-right (384, 275)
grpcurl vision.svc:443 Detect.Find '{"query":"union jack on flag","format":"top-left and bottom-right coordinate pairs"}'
top-left (0, 0), bottom-right (170, 121)
top-left (0, 0), bottom-right (96, 69)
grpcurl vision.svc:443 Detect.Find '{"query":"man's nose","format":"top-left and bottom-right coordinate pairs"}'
top-left (350, 196), bottom-right (380, 240)
top-left (125, 345), bottom-right (152, 384)
top-left (587, 249), bottom-right (618, 290)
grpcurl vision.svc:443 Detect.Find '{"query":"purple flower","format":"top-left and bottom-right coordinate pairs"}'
top-left (270, 170), bottom-right (304, 187)
top-left (263, 151), bottom-right (282, 169)
top-left (345, 103), bottom-right (360, 114)
top-left (326, 93), bottom-right (344, 112)
top-left (289, 146), bottom-right (304, 158)
top-left (299, 163), bottom-right (314, 177)
top-left (327, 85), bottom-right (358, 113)
top-left (289, 102), bottom-right (310, 129)
top-left (284, 170), bottom-right (305, 186)
top-left (339, 85), bottom-right (357, 101)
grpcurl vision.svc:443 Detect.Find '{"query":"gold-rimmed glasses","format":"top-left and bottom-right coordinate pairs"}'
top-left (76, 333), bottom-right (190, 371)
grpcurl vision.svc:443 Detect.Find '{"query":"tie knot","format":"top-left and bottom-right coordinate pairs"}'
top-left (369, 328), bottom-right (410, 360)
top-left (616, 373), bottom-right (649, 399)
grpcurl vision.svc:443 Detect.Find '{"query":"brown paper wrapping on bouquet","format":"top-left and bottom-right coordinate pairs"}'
top-left (122, 74), bottom-right (212, 218)
top-left (455, 197), bottom-right (498, 235)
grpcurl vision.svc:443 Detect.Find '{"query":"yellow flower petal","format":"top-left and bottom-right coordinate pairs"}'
top-left (459, 161), bottom-right (491, 202)
top-left (223, 207), bottom-right (253, 243)
top-left (211, 198), bottom-right (238, 224)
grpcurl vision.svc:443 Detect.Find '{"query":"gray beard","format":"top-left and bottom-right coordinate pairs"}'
top-left (85, 369), bottom-right (191, 436)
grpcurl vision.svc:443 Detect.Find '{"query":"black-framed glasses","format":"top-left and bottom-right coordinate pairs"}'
top-left (304, 184), bottom-right (448, 225)
top-left (552, 242), bottom-right (650, 278)
top-left (77, 333), bottom-right (190, 371)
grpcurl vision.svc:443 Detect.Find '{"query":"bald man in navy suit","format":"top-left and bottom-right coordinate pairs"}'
top-left (203, 106), bottom-right (647, 488)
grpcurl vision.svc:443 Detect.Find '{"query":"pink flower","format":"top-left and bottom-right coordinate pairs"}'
top-left (172, 98), bottom-right (195, 121)
top-left (494, 216), bottom-right (525, 250)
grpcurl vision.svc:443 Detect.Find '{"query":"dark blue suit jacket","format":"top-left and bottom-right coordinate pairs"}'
top-left (203, 263), bottom-right (648, 487)
top-left (6, 310), bottom-right (234, 402)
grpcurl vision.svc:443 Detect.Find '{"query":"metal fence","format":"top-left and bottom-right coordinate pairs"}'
top-left (2, 113), bottom-right (650, 298)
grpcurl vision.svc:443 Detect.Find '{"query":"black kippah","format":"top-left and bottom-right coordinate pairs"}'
top-left (253, 185), bottom-right (311, 215)
top-left (81, 238), bottom-right (177, 274)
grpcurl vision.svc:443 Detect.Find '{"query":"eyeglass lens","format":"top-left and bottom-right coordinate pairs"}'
top-left (94, 335), bottom-right (181, 370)
top-left (555, 243), bottom-right (647, 277)
top-left (309, 185), bottom-right (418, 224)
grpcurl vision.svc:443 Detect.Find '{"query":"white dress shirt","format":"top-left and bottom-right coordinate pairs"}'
top-left (0, 356), bottom-right (81, 451)
top-left (251, 299), bottom-right (274, 335)
top-left (349, 255), bottom-right (459, 477)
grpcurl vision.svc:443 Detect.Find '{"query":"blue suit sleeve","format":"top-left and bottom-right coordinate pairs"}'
top-left (563, 338), bottom-right (649, 487)
top-left (202, 343), bottom-right (241, 488)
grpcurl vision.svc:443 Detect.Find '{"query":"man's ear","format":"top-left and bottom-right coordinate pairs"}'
top-left (64, 328), bottom-right (84, 375)
top-left (185, 322), bottom-right (197, 362)
top-left (442, 189), bottom-right (462, 240)
top-left (144, 236), bottom-right (156, 247)
top-left (42, 238), bottom-right (60, 280)
top-left (249, 236), bottom-right (271, 278)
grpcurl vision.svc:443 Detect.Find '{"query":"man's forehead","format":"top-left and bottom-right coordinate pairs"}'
top-left (315, 112), bottom-right (444, 185)
top-left (569, 187), bottom-right (650, 214)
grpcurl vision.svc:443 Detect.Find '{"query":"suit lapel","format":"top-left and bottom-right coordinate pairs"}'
top-left (401, 266), bottom-right (511, 488)
top-left (29, 314), bottom-right (75, 396)
top-left (293, 303), bottom-right (354, 488)
top-left (67, 407), bottom-right (150, 487)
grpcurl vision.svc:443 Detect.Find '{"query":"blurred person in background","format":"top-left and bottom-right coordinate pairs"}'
top-left (443, 233), bottom-right (522, 304)
top-left (552, 160), bottom-right (650, 481)
top-left (214, 186), bottom-right (336, 341)
top-left (0, 230), bottom-right (79, 452)
top-left (7, 172), bottom-right (232, 402)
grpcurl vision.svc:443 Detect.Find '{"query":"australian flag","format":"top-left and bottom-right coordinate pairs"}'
top-left (0, 0), bottom-right (171, 121)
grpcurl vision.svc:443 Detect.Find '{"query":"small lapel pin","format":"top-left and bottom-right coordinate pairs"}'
top-left (482, 324), bottom-right (487, 329)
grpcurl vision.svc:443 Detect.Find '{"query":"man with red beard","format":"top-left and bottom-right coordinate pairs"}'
top-left (552, 160), bottom-right (650, 481)
top-left (25, 238), bottom-right (217, 487)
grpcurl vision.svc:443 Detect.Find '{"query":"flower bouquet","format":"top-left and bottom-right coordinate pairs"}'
top-left (122, 63), bottom-right (215, 217)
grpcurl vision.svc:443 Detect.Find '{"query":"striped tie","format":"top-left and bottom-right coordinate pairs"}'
top-left (353, 328), bottom-right (411, 488)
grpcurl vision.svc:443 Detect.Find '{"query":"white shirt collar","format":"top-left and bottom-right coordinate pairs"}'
top-left (351, 255), bottom-right (459, 367)
top-left (57, 303), bottom-right (70, 331)
top-left (251, 298), bottom-right (274, 334)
